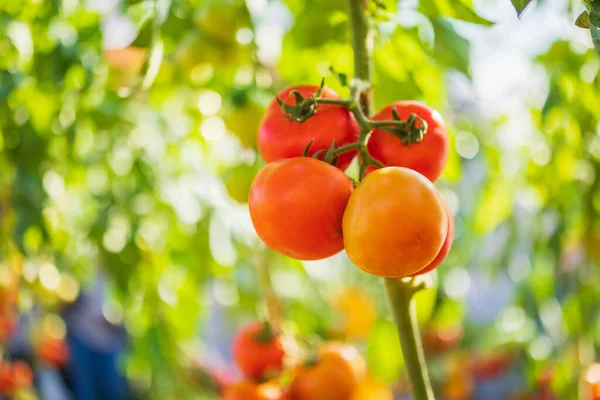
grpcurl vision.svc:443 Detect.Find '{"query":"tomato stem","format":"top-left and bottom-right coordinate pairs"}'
top-left (347, 0), bottom-right (435, 398)
top-left (384, 278), bottom-right (435, 400)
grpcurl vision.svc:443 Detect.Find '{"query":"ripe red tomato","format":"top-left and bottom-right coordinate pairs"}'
top-left (411, 197), bottom-right (454, 276)
top-left (223, 381), bottom-right (286, 400)
top-left (367, 101), bottom-right (449, 182)
top-left (470, 352), bottom-right (514, 380)
top-left (342, 167), bottom-right (448, 277)
top-left (37, 337), bottom-right (70, 368)
top-left (0, 312), bottom-right (17, 343)
top-left (232, 322), bottom-right (284, 380)
top-left (258, 85), bottom-right (359, 171)
top-left (290, 342), bottom-right (366, 400)
top-left (249, 157), bottom-right (353, 260)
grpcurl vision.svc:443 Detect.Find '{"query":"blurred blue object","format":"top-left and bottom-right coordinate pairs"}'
top-left (62, 272), bottom-right (131, 400)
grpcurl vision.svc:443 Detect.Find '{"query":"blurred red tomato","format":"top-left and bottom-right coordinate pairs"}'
top-left (37, 337), bottom-right (70, 368)
top-left (232, 322), bottom-right (284, 380)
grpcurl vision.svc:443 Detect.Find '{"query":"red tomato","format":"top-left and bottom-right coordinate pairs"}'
top-left (258, 85), bottom-right (359, 171)
top-left (0, 363), bottom-right (14, 395)
top-left (342, 167), bottom-right (448, 277)
top-left (0, 312), bottom-right (17, 343)
top-left (291, 342), bottom-right (366, 400)
top-left (232, 322), bottom-right (284, 380)
top-left (367, 101), bottom-right (449, 182)
top-left (223, 381), bottom-right (286, 400)
top-left (249, 158), bottom-right (353, 260)
top-left (411, 197), bottom-right (454, 276)
top-left (470, 353), bottom-right (514, 380)
top-left (37, 337), bottom-right (70, 368)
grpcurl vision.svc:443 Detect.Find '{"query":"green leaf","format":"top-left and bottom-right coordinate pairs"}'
top-left (132, 19), bottom-right (154, 47)
top-left (510, 0), bottom-right (533, 16)
top-left (141, 37), bottom-right (164, 89)
top-left (432, 19), bottom-right (471, 76)
top-left (576, 10), bottom-right (591, 28)
top-left (419, 0), bottom-right (493, 25)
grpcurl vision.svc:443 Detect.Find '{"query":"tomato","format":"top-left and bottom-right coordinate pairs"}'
top-left (0, 312), bottom-right (17, 343)
top-left (232, 322), bottom-right (284, 380)
top-left (0, 363), bottom-right (14, 395)
top-left (37, 337), bottom-right (70, 368)
top-left (12, 361), bottom-right (32, 388)
top-left (103, 46), bottom-right (147, 72)
top-left (223, 163), bottom-right (259, 204)
top-left (194, 0), bottom-right (248, 44)
top-left (367, 101), bottom-right (449, 182)
top-left (224, 96), bottom-right (265, 149)
top-left (350, 378), bottom-right (393, 400)
top-left (470, 352), bottom-right (514, 380)
top-left (422, 324), bottom-right (462, 355)
top-left (342, 167), bottom-right (448, 277)
top-left (329, 288), bottom-right (376, 340)
top-left (223, 381), bottom-right (286, 400)
top-left (249, 158), bottom-right (353, 260)
top-left (258, 85), bottom-right (359, 171)
top-left (411, 197), bottom-right (454, 276)
top-left (291, 342), bottom-right (366, 400)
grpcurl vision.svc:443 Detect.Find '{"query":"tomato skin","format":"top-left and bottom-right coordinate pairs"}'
top-left (342, 167), bottom-right (448, 277)
top-left (367, 101), bottom-right (449, 182)
top-left (12, 361), bottom-right (32, 388)
top-left (232, 322), bottom-right (284, 380)
top-left (223, 381), bottom-right (285, 400)
top-left (258, 85), bottom-right (359, 171)
top-left (0, 363), bottom-right (14, 395)
top-left (37, 337), bottom-right (70, 368)
top-left (249, 158), bottom-right (353, 260)
top-left (291, 342), bottom-right (366, 400)
top-left (411, 197), bottom-right (454, 276)
top-left (350, 378), bottom-right (393, 400)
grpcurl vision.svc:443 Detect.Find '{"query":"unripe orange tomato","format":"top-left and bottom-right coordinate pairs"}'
top-left (343, 167), bottom-right (448, 277)
top-left (249, 158), bottom-right (353, 260)
top-left (103, 46), bottom-right (147, 72)
top-left (411, 197), bottom-right (454, 276)
top-left (367, 101), bottom-right (449, 182)
top-left (350, 378), bottom-right (393, 400)
top-left (232, 322), bottom-right (284, 380)
top-left (223, 381), bottom-right (286, 400)
top-left (258, 85), bottom-right (359, 171)
top-left (291, 342), bottom-right (366, 400)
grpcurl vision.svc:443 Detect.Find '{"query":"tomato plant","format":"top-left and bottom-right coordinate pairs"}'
top-left (343, 167), bottom-right (448, 277)
top-left (223, 380), bottom-right (286, 400)
top-left (249, 157), bottom-right (353, 260)
top-left (232, 322), bottom-right (284, 380)
top-left (258, 85), bottom-right (360, 171)
top-left (367, 101), bottom-right (449, 182)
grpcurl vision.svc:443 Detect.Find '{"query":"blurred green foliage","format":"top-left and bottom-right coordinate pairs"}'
top-left (0, 0), bottom-right (600, 399)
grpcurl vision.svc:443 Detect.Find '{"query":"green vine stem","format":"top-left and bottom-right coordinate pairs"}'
top-left (347, 0), bottom-right (436, 398)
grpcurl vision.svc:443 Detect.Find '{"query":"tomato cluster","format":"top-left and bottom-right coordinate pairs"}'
top-left (249, 84), bottom-right (454, 278)
top-left (224, 321), bottom-right (392, 400)
top-left (0, 361), bottom-right (33, 396)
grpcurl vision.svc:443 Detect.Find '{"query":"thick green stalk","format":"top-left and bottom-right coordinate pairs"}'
top-left (385, 279), bottom-right (435, 400)
top-left (347, 1), bottom-right (435, 399)
top-left (347, 0), bottom-right (373, 115)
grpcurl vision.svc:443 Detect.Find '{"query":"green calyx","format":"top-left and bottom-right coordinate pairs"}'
top-left (375, 109), bottom-right (429, 145)
top-left (577, 0), bottom-right (600, 54)
top-left (254, 322), bottom-right (276, 344)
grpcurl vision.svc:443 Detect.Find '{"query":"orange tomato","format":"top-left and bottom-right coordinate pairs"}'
top-left (249, 158), bottom-right (353, 260)
top-left (0, 312), bottom-right (17, 343)
top-left (37, 337), bottom-right (70, 368)
top-left (350, 378), bottom-right (394, 400)
top-left (103, 46), bottom-right (147, 71)
top-left (12, 361), bottom-right (32, 388)
top-left (342, 167), bottom-right (448, 277)
top-left (291, 342), bottom-right (366, 400)
top-left (329, 288), bottom-right (376, 340)
top-left (232, 322), bottom-right (284, 380)
top-left (258, 85), bottom-right (359, 171)
top-left (412, 197), bottom-right (454, 276)
top-left (367, 101), bottom-right (449, 182)
top-left (223, 381), bottom-right (286, 400)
